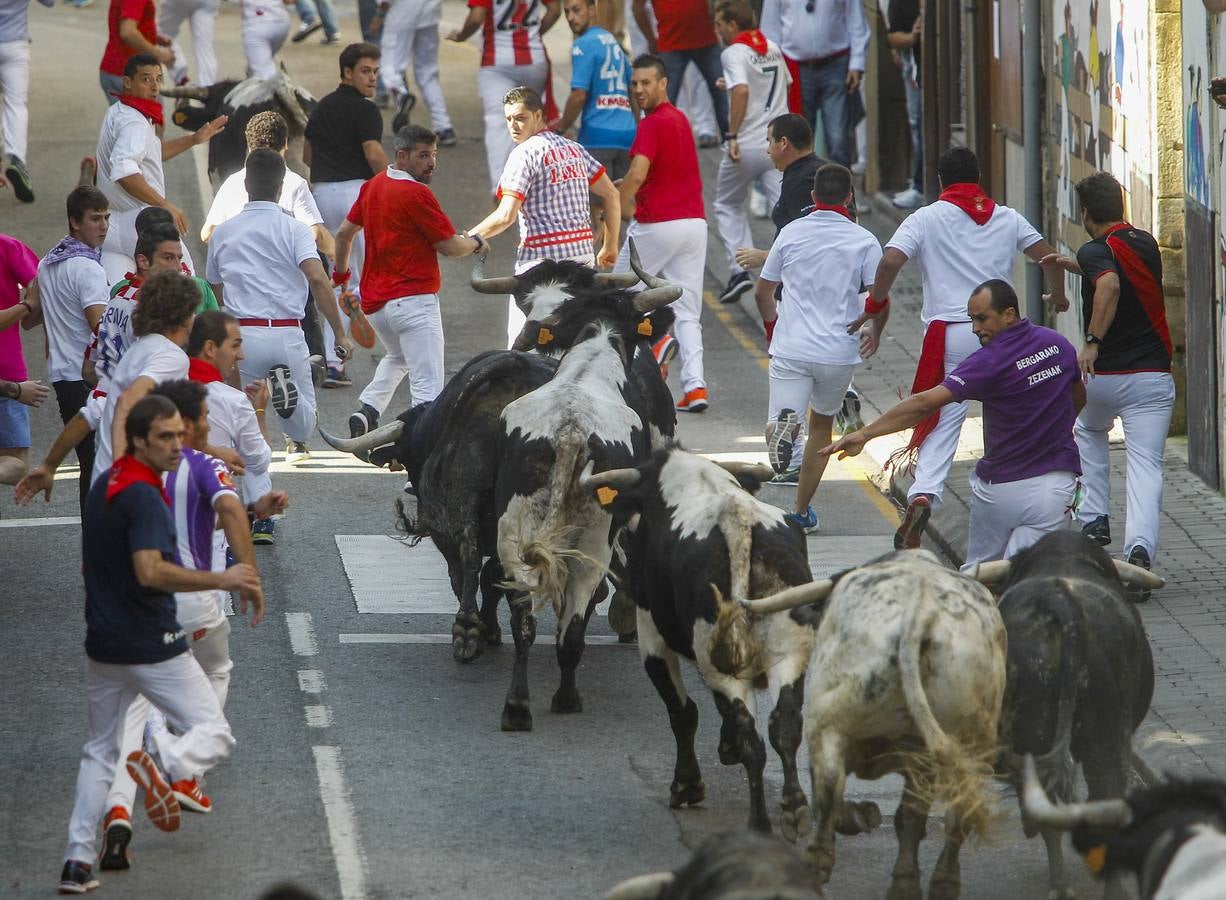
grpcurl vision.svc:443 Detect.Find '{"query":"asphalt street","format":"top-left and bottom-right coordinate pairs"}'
top-left (3, 3), bottom-right (1100, 898)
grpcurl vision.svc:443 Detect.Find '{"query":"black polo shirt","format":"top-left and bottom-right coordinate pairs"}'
top-left (888, 0), bottom-right (921, 66)
top-left (82, 475), bottom-right (187, 665)
top-left (1076, 223), bottom-right (1172, 373)
top-left (772, 153), bottom-right (831, 234)
top-left (305, 84), bottom-right (384, 184)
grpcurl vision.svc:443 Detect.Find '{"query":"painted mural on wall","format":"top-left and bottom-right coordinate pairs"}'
top-left (1185, 6), bottom-right (1212, 211)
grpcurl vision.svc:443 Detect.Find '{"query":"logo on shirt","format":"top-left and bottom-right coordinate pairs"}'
top-left (1027, 364), bottom-right (1063, 386)
top-left (163, 628), bottom-right (187, 645)
top-left (947, 374), bottom-right (966, 386)
top-left (218, 470), bottom-right (235, 489)
top-left (595, 95), bottom-right (631, 110)
top-left (1015, 345), bottom-right (1061, 371)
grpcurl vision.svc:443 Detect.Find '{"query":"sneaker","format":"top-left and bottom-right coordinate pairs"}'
top-left (58, 860), bottom-right (100, 894)
top-left (374, 89), bottom-right (390, 108)
top-left (5, 156), bottom-right (34, 203)
top-left (292, 20), bottom-right (322, 42)
top-left (322, 365), bottom-right (351, 388)
top-left (321, 32), bottom-right (342, 45)
top-left (851, 159), bottom-right (867, 176)
top-left (718, 271), bottom-right (753, 305)
top-left (651, 334), bottom-right (678, 369)
top-left (98, 807), bottom-right (132, 871)
top-left (1081, 514), bottom-right (1111, 546)
top-left (268, 364), bottom-right (299, 419)
top-left (286, 439), bottom-right (311, 466)
top-left (769, 465), bottom-right (801, 485)
top-left (1126, 545), bottom-right (1152, 603)
top-left (172, 777), bottom-right (212, 814)
top-left (251, 518), bottom-right (275, 545)
top-left (749, 185), bottom-right (770, 218)
top-left (785, 506), bottom-right (820, 534)
top-left (436, 127), bottom-right (457, 147)
top-left (894, 494), bottom-right (932, 550)
top-left (676, 387), bottom-right (708, 413)
top-left (78, 156), bottom-right (97, 187)
top-left (349, 403), bottom-right (380, 438)
top-left (308, 354), bottom-right (325, 388)
top-left (391, 91), bottom-right (417, 134)
top-left (834, 390), bottom-right (864, 434)
top-left (340, 291), bottom-right (376, 348)
top-left (767, 409), bottom-right (800, 473)
top-left (125, 750), bottom-right (180, 833)
top-left (892, 187), bottom-right (925, 210)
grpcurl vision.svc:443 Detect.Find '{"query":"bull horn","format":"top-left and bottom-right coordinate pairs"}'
top-left (739, 579), bottom-right (835, 615)
top-left (1112, 559), bottom-right (1165, 590)
top-left (1022, 755), bottom-right (1132, 831)
top-left (592, 271), bottom-right (642, 289)
top-left (965, 560), bottom-right (1012, 583)
top-left (632, 285), bottom-right (683, 312)
top-left (160, 84), bottom-right (210, 100)
top-left (579, 464), bottom-right (642, 491)
top-left (273, 81), bottom-right (309, 131)
top-left (603, 872), bottom-right (674, 900)
top-left (628, 239), bottom-right (669, 289)
top-left (715, 460), bottom-right (775, 482)
top-left (469, 254), bottom-right (520, 295)
top-left (317, 420), bottom-right (405, 456)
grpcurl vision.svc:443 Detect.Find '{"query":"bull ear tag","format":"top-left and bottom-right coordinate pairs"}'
top-left (1083, 845), bottom-right (1106, 874)
top-left (537, 326), bottom-right (554, 346)
top-left (596, 486), bottom-right (619, 507)
top-left (637, 319), bottom-right (653, 337)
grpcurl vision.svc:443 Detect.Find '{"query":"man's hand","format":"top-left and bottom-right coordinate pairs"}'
top-left (1043, 291), bottom-right (1070, 312)
top-left (445, 28), bottom-right (464, 40)
top-left (369, 12), bottom-right (384, 35)
top-left (890, 48), bottom-right (902, 67)
top-left (727, 138), bottom-right (741, 162)
top-left (218, 562), bottom-right (261, 593)
top-left (819, 431), bottom-right (867, 460)
top-left (846, 69), bottom-right (863, 92)
top-left (859, 320), bottom-right (880, 358)
top-left (153, 45), bottom-right (175, 67)
top-left (239, 584), bottom-right (266, 626)
top-left (1078, 343), bottom-right (1098, 379)
top-left (335, 334), bottom-right (355, 361)
top-left (735, 247), bottom-right (767, 270)
top-left (209, 444), bottom-right (247, 475)
top-left (846, 310), bottom-right (872, 335)
top-left (165, 201), bottom-right (190, 236)
top-left (194, 115), bottom-right (228, 146)
top-left (253, 489), bottom-right (289, 518)
top-left (245, 379), bottom-right (270, 413)
top-left (14, 380), bottom-right (49, 407)
top-left (715, 77), bottom-right (726, 91)
top-left (596, 243), bottom-right (617, 268)
top-left (14, 465), bottom-right (54, 504)
top-left (1038, 251), bottom-right (1079, 274)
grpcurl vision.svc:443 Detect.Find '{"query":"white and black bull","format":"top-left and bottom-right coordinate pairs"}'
top-left (493, 280), bottom-right (681, 732)
top-left (962, 531), bottom-right (1163, 900)
top-left (1024, 757), bottom-right (1226, 900)
top-left (744, 550), bottom-right (1007, 899)
top-left (162, 72), bottom-right (315, 184)
top-left (580, 447), bottom-right (818, 838)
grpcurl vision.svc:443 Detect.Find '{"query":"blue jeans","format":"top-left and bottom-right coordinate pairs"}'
top-left (99, 70), bottom-right (124, 105)
top-left (797, 54), bottom-right (851, 165)
top-left (295, 0), bottom-right (338, 38)
top-left (660, 44), bottom-right (729, 138)
top-left (902, 50), bottom-right (922, 190)
top-left (358, 0), bottom-right (378, 41)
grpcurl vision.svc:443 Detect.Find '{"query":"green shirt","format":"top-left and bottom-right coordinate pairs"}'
top-left (110, 275), bottom-right (219, 313)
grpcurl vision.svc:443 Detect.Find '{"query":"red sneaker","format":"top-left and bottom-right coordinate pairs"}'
top-left (676, 387), bottom-right (709, 413)
top-left (171, 777), bottom-right (213, 814)
top-left (98, 806), bottom-right (132, 871)
top-left (894, 494), bottom-right (933, 550)
top-left (125, 750), bottom-right (180, 832)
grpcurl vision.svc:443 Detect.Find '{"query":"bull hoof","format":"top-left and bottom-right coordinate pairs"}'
top-left (835, 800), bottom-right (881, 835)
top-left (617, 630), bottom-right (638, 644)
top-left (718, 740), bottom-right (739, 766)
top-left (608, 589), bottom-right (638, 634)
top-left (451, 617), bottom-right (485, 663)
top-left (480, 621), bottom-right (502, 646)
top-left (927, 874), bottom-right (961, 900)
top-left (809, 845), bottom-right (835, 886)
top-left (669, 778), bottom-right (706, 808)
top-left (550, 687), bottom-right (583, 714)
top-left (884, 875), bottom-right (922, 900)
top-left (500, 700), bottom-right (533, 732)
top-left (780, 799), bottom-right (813, 842)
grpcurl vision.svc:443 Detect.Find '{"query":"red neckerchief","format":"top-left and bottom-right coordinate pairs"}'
top-left (113, 93), bottom-right (165, 127)
top-left (731, 29), bottom-right (769, 56)
top-left (812, 202), bottom-right (853, 221)
top-left (188, 357), bottom-right (223, 385)
top-left (938, 183), bottom-right (996, 225)
top-left (123, 272), bottom-right (143, 289)
top-left (106, 455), bottom-right (169, 505)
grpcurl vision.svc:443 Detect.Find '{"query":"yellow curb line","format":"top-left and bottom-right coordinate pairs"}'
top-left (701, 290), bottom-right (899, 527)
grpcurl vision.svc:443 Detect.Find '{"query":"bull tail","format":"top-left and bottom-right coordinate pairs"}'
top-left (710, 508), bottom-right (756, 676)
top-left (898, 595), bottom-right (997, 838)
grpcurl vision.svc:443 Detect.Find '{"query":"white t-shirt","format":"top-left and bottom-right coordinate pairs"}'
top-left (92, 333), bottom-right (189, 483)
top-left (762, 209), bottom-right (882, 365)
top-left (37, 255), bottom-right (109, 383)
top-left (885, 200), bottom-right (1043, 325)
top-left (720, 38), bottom-right (790, 149)
top-left (204, 168), bottom-right (324, 235)
top-left (97, 103), bottom-right (164, 216)
top-left (205, 380), bottom-right (271, 477)
top-left (205, 201), bottom-right (318, 319)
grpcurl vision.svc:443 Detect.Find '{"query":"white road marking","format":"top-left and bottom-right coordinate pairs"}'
top-left (305, 705), bottom-right (334, 728)
top-left (312, 746), bottom-right (369, 900)
top-left (298, 670), bottom-right (326, 694)
top-left (339, 632), bottom-right (635, 646)
top-left (0, 515), bottom-right (81, 528)
top-left (286, 612), bottom-right (319, 656)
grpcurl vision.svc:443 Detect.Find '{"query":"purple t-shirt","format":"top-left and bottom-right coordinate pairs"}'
top-left (941, 319), bottom-right (1082, 484)
top-left (164, 447), bottom-right (238, 572)
top-left (0, 234), bottom-right (39, 381)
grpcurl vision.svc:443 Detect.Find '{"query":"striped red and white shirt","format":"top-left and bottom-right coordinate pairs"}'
top-left (470, 0), bottom-right (549, 67)
top-left (498, 131), bottom-right (605, 264)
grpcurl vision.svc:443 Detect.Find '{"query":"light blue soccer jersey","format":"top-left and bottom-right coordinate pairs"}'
top-left (571, 27), bottom-right (636, 151)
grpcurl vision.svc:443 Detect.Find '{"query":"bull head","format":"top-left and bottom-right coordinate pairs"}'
top-left (965, 558), bottom-right (1166, 590)
top-left (318, 420), bottom-right (406, 460)
top-left (1022, 755), bottom-right (1132, 830)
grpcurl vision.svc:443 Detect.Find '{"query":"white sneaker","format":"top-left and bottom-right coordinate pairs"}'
top-left (892, 187), bottom-right (925, 209)
top-left (286, 439), bottom-right (311, 466)
top-left (749, 186), bottom-right (770, 219)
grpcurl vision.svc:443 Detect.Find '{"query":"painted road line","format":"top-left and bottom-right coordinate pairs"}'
top-left (298, 670), bottom-right (326, 694)
top-left (335, 534), bottom-right (456, 613)
top-left (339, 633), bottom-right (635, 646)
top-left (703, 290), bottom-right (900, 527)
top-left (0, 515), bottom-right (82, 528)
top-left (312, 746), bottom-right (369, 900)
top-left (286, 612), bottom-right (320, 656)
top-left (305, 705), bottom-right (335, 728)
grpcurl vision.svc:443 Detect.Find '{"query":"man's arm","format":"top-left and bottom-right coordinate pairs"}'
top-left (162, 115), bottom-right (228, 162)
top-left (631, 0), bottom-right (657, 53)
top-left (14, 412), bottom-right (95, 504)
top-left (0, 378), bottom-right (48, 407)
top-left (726, 85), bottom-right (748, 161)
top-left (539, 0), bottom-right (560, 34)
top-left (311, 223), bottom-right (336, 258)
top-left (590, 173), bottom-right (621, 268)
top-left (468, 194), bottom-right (523, 241)
top-left (821, 385), bottom-right (956, 459)
top-left (333, 219), bottom-right (362, 281)
top-left (869, 247), bottom-right (908, 305)
top-left (445, 5), bottom-right (487, 42)
top-left (434, 233), bottom-right (484, 258)
top-left (132, 548), bottom-right (259, 594)
top-left (111, 375), bottom-right (158, 460)
top-left (20, 278), bottom-right (42, 329)
top-left (118, 18), bottom-right (173, 65)
top-left (362, 140), bottom-right (389, 174)
top-left (754, 277), bottom-right (780, 327)
top-left (556, 88), bottom-right (587, 136)
top-left (1022, 239), bottom-right (1069, 311)
top-left (618, 154), bottom-right (650, 222)
top-left (84, 303), bottom-right (105, 333)
top-left (302, 257), bottom-right (353, 359)
top-left (215, 494), bottom-right (265, 625)
top-left (115, 173), bottom-right (190, 235)
top-left (0, 299), bottom-right (32, 331)
top-left (1078, 271), bottom-right (1121, 378)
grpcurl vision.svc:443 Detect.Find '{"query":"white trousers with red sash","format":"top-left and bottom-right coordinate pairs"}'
top-left (908, 320), bottom-right (980, 505)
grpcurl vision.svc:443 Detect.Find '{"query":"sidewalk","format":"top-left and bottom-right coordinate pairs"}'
top-left (712, 188), bottom-right (1226, 782)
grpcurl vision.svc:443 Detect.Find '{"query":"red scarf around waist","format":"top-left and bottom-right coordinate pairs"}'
top-left (886, 320), bottom-right (949, 474)
top-left (812, 202), bottom-right (853, 220)
top-left (188, 357), bottom-right (223, 385)
top-left (938, 183), bottom-right (996, 225)
top-left (106, 454), bottom-right (169, 505)
top-left (783, 55), bottom-right (802, 115)
top-left (113, 92), bottom-right (165, 127)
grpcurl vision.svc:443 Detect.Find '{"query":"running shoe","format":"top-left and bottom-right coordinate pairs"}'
top-left (5, 156), bottom-right (34, 203)
top-left (340, 290), bottom-right (375, 349)
top-left (892, 187), bottom-right (925, 210)
top-left (172, 777), bottom-right (212, 813)
top-left (391, 91), bottom-right (417, 134)
top-left (718, 271), bottom-right (753, 305)
top-left (322, 365), bottom-right (351, 388)
top-left (767, 408), bottom-right (800, 474)
top-left (894, 494), bottom-right (932, 550)
top-left (834, 390), bottom-right (864, 435)
top-left (97, 807), bottom-right (132, 871)
top-left (58, 860), bottom-right (99, 894)
top-left (286, 439), bottom-right (311, 466)
top-left (785, 506), bottom-right (819, 534)
top-left (251, 518), bottom-right (275, 545)
top-left (349, 403), bottom-right (379, 438)
top-left (651, 334), bottom-right (678, 380)
top-left (1081, 514), bottom-right (1111, 546)
top-left (321, 32), bottom-right (342, 45)
top-left (769, 465), bottom-right (801, 485)
top-left (292, 20), bottom-right (322, 42)
top-left (1126, 545), bottom-right (1152, 604)
top-left (125, 750), bottom-right (181, 832)
top-left (436, 127), bottom-right (457, 147)
top-left (267, 364), bottom-right (298, 419)
top-left (676, 387), bottom-right (708, 413)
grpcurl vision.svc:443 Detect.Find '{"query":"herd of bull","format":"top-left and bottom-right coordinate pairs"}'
top-left (313, 246), bottom-right (1225, 898)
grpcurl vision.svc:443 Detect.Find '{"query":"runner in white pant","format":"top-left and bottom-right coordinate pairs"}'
top-left (160, 0), bottom-right (220, 86)
top-left (374, 0), bottom-right (454, 136)
top-left (240, 0), bottom-right (292, 80)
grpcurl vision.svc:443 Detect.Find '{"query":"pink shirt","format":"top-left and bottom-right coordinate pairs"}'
top-left (0, 234), bottom-right (39, 382)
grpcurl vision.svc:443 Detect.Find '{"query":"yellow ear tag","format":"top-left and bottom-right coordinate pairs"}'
top-left (537, 327), bottom-right (554, 345)
top-left (1083, 845), bottom-right (1106, 874)
top-left (637, 319), bottom-right (653, 337)
top-left (596, 486), bottom-right (619, 506)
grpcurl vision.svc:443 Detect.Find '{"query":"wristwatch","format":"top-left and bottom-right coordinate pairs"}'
top-left (1085, 333), bottom-right (1102, 345)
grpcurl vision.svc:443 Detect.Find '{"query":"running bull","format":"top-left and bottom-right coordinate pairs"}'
top-left (580, 447), bottom-right (818, 838)
top-left (964, 531), bottom-right (1164, 900)
top-left (743, 550), bottom-right (1007, 899)
top-left (163, 72), bottom-right (315, 183)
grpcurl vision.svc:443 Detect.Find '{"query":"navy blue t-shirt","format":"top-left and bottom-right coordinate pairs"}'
top-left (82, 475), bottom-right (188, 665)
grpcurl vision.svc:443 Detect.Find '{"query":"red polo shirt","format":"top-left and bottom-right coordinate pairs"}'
top-left (101, 0), bottom-right (158, 77)
top-left (630, 102), bottom-right (705, 223)
top-left (654, 0), bottom-right (717, 52)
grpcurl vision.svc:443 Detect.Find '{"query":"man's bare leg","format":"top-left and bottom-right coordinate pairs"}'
top-left (794, 411), bottom-right (834, 515)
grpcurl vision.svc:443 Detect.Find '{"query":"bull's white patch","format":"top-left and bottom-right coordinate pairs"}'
top-left (1156, 825), bottom-right (1226, 899)
top-left (521, 281), bottom-right (577, 323)
top-left (656, 452), bottom-right (786, 541)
